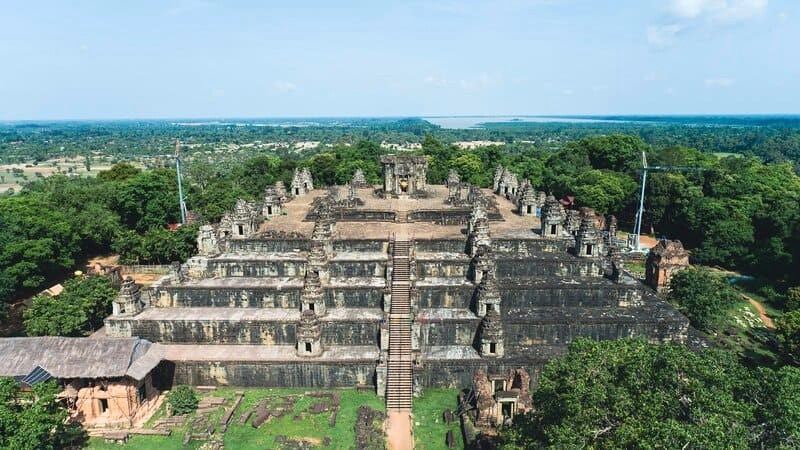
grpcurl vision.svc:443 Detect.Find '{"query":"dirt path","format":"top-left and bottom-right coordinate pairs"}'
top-left (386, 411), bottom-right (413, 450)
top-left (741, 293), bottom-right (775, 329)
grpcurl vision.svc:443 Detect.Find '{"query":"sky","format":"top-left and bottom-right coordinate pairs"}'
top-left (0, 0), bottom-right (798, 120)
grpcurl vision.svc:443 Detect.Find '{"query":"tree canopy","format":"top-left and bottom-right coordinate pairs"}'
top-left (498, 338), bottom-right (799, 449)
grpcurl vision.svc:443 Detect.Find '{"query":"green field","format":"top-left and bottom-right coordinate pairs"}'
top-left (413, 389), bottom-right (464, 450)
top-left (88, 388), bottom-right (385, 450)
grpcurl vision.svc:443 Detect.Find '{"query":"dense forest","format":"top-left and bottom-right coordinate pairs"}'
top-left (2, 116), bottom-right (800, 165)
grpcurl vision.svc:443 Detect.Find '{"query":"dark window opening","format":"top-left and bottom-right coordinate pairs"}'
top-left (305, 342), bottom-right (312, 352)
top-left (137, 383), bottom-right (147, 403)
top-left (99, 398), bottom-right (108, 414)
top-left (237, 224), bottom-right (244, 235)
top-left (504, 187), bottom-right (508, 194)
top-left (304, 182), bottom-right (308, 189)
top-left (550, 224), bottom-right (557, 235)
top-left (527, 205), bottom-right (532, 214)
top-left (295, 188), bottom-right (300, 195)
top-left (586, 244), bottom-right (593, 255)
top-left (493, 379), bottom-right (504, 392)
top-left (489, 342), bottom-right (497, 354)
top-left (308, 303), bottom-right (315, 312)
top-left (267, 206), bottom-right (273, 215)
top-left (502, 402), bottom-right (512, 418)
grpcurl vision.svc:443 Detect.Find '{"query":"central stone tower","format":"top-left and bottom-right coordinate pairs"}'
top-left (380, 154), bottom-right (428, 196)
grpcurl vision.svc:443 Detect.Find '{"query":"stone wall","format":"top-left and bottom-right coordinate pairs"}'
top-left (152, 287), bottom-right (301, 308)
top-left (174, 361), bottom-right (377, 387)
top-left (327, 288), bottom-right (383, 308)
top-left (209, 259), bottom-right (306, 277)
top-left (493, 238), bottom-right (573, 255)
top-left (417, 286), bottom-right (473, 309)
top-left (496, 257), bottom-right (603, 277)
top-left (227, 239), bottom-right (310, 253)
top-left (420, 319), bottom-right (481, 346)
top-left (108, 319), bottom-right (381, 345)
top-left (329, 261), bottom-right (387, 278)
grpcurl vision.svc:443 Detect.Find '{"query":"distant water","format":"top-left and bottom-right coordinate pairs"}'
top-left (423, 115), bottom-right (800, 129)
top-left (422, 116), bottom-right (616, 129)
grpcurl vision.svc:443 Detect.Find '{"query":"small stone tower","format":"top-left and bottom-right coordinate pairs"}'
top-left (380, 154), bottom-right (428, 196)
top-left (447, 169), bottom-right (461, 203)
top-left (291, 167), bottom-right (314, 196)
top-left (518, 183), bottom-right (538, 216)
top-left (645, 240), bottom-right (690, 292)
top-left (575, 213), bottom-right (604, 257)
top-left (540, 194), bottom-right (566, 238)
top-left (296, 309), bottom-right (323, 357)
top-left (220, 199), bottom-right (260, 239)
top-left (351, 169), bottom-right (367, 187)
top-left (475, 269), bottom-right (501, 317)
top-left (113, 277), bottom-right (142, 316)
top-left (263, 186), bottom-right (283, 218)
top-left (197, 225), bottom-right (219, 257)
top-left (301, 269), bottom-right (326, 316)
top-left (478, 307), bottom-right (504, 357)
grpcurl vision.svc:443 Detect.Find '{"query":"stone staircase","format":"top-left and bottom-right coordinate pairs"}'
top-left (387, 239), bottom-right (413, 412)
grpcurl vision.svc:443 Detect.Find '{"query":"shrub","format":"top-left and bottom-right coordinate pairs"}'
top-left (167, 385), bottom-right (198, 415)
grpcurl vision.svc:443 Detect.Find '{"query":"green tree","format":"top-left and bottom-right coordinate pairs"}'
top-left (776, 309), bottom-right (800, 364)
top-left (23, 276), bottom-right (116, 336)
top-left (96, 162), bottom-right (141, 182)
top-left (0, 378), bottom-right (82, 450)
top-left (667, 268), bottom-right (737, 331)
top-left (569, 169), bottom-right (637, 214)
top-left (0, 194), bottom-right (79, 301)
top-left (499, 338), bottom-right (758, 449)
top-left (167, 385), bottom-right (199, 415)
top-left (756, 366), bottom-right (800, 448)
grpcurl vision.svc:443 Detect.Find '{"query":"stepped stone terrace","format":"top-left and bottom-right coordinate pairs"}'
top-left (105, 156), bottom-right (689, 405)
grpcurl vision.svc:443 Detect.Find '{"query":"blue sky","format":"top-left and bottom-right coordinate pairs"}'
top-left (0, 0), bottom-right (797, 119)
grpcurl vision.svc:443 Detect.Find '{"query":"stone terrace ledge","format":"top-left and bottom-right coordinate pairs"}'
top-left (114, 307), bottom-right (384, 322)
top-left (327, 277), bottom-right (386, 288)
top-left (330, 251), bottom-right (389, 261)
top-left (418, 308), bottom-right (477, 321)
top-left (114, 307), bottom-right (301, 322)
top-left (415, 252), bottom-right (471, 261)
top-left (415, 278), bottom-right (474, 287)
top-left (422, 345), bottom-right (481, 360)
top-left (162, 344), bottom-right (379, 362)
top-left (167, 277), bottom-right (304, 289)
top-left (214, 252), bottom-right (307, 261)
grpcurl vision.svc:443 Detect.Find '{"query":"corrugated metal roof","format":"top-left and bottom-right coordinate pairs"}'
top-left (0, 337), bottom-right (161, 381)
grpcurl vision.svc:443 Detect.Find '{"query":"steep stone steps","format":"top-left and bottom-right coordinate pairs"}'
top-left (386, 239), bottom-right (413, 412)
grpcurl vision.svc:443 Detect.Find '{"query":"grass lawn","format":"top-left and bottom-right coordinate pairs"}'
top-left (88, 387), bottom-right (385, 450)
top-left (715, 296), bottom-right (780, 367)
top-left (413, 388), bottom-right (464, 450)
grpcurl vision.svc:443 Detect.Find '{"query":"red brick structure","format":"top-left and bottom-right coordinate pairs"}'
top-left (645, 240), bottom-right (690, 292)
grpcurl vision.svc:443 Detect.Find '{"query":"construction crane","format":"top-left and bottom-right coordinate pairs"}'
top-left (631, 151), bottom-right (705, 252)
top-left (175, 139), bottom-right (188, 224)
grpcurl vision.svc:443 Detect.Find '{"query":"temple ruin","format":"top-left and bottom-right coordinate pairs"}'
top-left (101, 155), bottom-right (688, 422)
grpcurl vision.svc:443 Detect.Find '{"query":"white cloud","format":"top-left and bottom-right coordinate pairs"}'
top-left (647, 24), bottom-right (684, 48)
top-left (778, 11), bottom-right (788, 22)
top-left (669, 0), bottom-right (767, 22)
top-left (648, 0), bottom-right (768, 47)
top-left (272, 81), bottom-right (297, 92)
top-left (211, 88), bottom-right (225, 97)
top-left (705, 77), bottom-right (735, 87)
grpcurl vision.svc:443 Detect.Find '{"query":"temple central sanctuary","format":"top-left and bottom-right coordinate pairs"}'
top-left (106, 155), bottom-right (688, 414)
